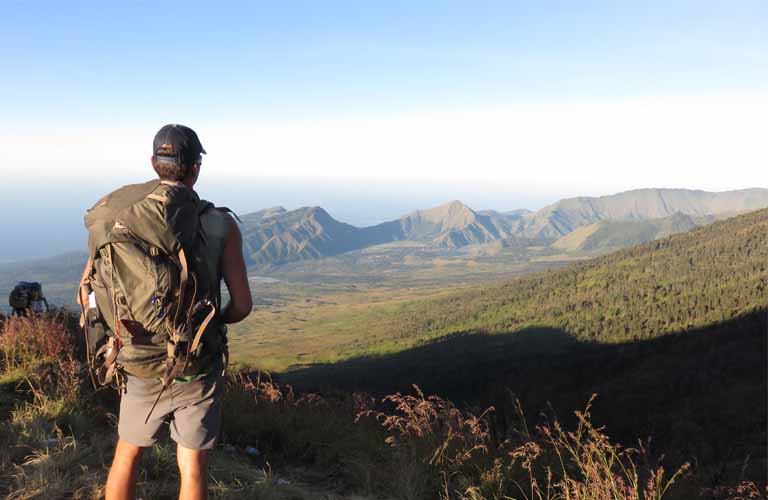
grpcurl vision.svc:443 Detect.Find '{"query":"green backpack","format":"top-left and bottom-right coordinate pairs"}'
top-left (78, 179), bottom-right (224, 396)
top-left (9, 282), bottom-right (43, 310)
top-left (9, 283), bottom-right (31, 310)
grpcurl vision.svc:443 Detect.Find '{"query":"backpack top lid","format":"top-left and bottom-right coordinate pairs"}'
top-left (14, 282), bottom-right (41, 292)
top-left (85, 180), bottom-right (204, 259)
top-left (10, 282), bottom-right (42, 308)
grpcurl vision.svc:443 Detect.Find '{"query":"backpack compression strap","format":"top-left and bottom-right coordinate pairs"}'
top-left (77, 258), bottom-right (94, 328)
top-left (173, 248), bottom-right (190, 329)
top-left (76, 259), bottom-right (99, 390)
top-left (144, 302), bottom-right (216, 424)
top-left (145, 247), bottom-right (193, 424)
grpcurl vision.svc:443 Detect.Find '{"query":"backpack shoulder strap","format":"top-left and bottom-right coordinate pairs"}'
top-left (217, 206), bottom-right (242, 223)
top-left (198, 199), bottom-right (241, 223)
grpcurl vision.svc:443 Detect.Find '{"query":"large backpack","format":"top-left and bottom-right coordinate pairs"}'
top-left (9, 281), bottom-right (44, 311)
top-left (10, 282), bottom-right (34, 309)
top-left (78, 180), bottom-right (223, 397)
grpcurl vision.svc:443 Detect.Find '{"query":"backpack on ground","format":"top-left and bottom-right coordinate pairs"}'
top-left (9, 281), bottom-right (44, 311)
top-left (78, 180), bottom-right (224, 403)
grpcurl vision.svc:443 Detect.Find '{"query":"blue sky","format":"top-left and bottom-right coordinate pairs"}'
top-left (1, 1), bottom-right (767, 259)
top-left (2, 1), bottom-right (766, 126)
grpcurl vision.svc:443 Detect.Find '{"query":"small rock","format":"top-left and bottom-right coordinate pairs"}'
top-left (244, 445), bottom-right (260, 456)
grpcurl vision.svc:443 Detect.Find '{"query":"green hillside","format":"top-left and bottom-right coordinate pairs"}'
top-left (284, 209), bottom-right (767, 474)
top-left (378, 207), bottom-right (766, 346)
top-left (233, 208), bottom-right (766, 374)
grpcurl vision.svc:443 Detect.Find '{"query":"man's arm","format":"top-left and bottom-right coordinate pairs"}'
top-left (220, 215), bottom-right (253, 324)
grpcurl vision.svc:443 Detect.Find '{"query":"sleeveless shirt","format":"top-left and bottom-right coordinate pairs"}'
top-left (181, 204), bottom-right (230, 377)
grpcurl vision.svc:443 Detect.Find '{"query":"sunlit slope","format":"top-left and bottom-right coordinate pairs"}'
top-left (385, 208), bottom-right (767, 346)
top-left (551, 212), bottom-right (700, 254)
top-left (233, 209), bottom-right (767, 372)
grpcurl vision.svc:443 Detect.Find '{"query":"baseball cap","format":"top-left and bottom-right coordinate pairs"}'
top-left (153, 124), bottom-right (206, 165)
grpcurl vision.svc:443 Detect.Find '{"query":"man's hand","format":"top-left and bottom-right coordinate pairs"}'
top-left (220, 215), bottom-right (253, 324)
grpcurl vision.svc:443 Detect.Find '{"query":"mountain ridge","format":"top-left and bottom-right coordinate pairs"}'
top-left (240, 188), bottom-right (768, 267)
top-left (513, 187), bottom-right (768, 241)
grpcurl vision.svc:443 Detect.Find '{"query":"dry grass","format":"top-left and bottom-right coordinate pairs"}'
top-left (0, 314), bottom-right (764, 499)
top-left (0, 312), bottom-right (78, 372)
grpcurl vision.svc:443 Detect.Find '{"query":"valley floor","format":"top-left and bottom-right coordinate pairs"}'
top-left (229, 255), bottom-right (574, 373)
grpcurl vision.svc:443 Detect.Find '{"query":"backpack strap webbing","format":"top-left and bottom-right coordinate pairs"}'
top-left (77, 258), bottom-right (94, 328)
top-left (146, 193), bottom-right (169, 203)
top-left (105, 244), bottom-right (124, 348)
top-left (173, 248), bottom-right (190, 331)
top-left (77, 258), bottom-right (99, 390)
top-left (146, 345), bottom-right (187, 424)
top-left (147, 248), bottom-right (192, 425)
top-left (190, 304), bottom-right (217, 354)
top-left (94, 337), bottom-right (119, 385)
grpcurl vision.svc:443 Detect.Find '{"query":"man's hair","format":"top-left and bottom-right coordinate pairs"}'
top-left (153, 148), bottom-right (199, 181)
top-left (153, 160), bottom-right (190, 182)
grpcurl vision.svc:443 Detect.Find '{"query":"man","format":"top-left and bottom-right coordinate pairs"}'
top-left (103, 125), bottom-right (253, 500)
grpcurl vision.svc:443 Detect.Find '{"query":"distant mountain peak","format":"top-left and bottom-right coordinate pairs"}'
top-left (444, 199), bottom-right (470, 209)
top-left (304, 206), bottom-right (335, 221)
top-left (260, 206), bottom-right (287, 217)
top-left (407, 200), bottom-right (477, 225)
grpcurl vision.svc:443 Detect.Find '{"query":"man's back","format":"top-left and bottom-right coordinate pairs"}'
top-left (101, 124), bottom-right (252, 500)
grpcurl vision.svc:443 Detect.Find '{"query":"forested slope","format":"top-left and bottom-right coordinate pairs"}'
top-left (291, 210), bottom-right (767, 476)
top-left (385, 207), bottom-right (766, 345)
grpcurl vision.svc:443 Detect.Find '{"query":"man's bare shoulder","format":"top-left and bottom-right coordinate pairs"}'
top-left (218, 211), bottom-right (242, 247)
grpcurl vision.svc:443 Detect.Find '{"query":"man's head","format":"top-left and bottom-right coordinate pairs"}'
top-left (151, 124), bottom-right (206, 186)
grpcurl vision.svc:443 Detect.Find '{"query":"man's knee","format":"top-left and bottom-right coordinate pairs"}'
top-left (176, 445), bottom-right (209, 479)
top-left (113, 439), bottom-right (144, 465)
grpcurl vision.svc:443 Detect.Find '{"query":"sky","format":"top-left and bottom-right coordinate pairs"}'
top-left (0, 1), bottom-right (767, 259)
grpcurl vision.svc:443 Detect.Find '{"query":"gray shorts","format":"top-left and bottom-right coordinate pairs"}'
top-left (118, 368), bottom-right (224, 450)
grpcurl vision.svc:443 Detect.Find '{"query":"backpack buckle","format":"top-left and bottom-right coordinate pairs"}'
top-left (151, 295), bottom-right (167, 318)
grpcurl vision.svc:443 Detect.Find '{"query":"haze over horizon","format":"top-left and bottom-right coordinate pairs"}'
top-left (0, 177), bottom-right (621, 261)
top-left (1, 183), bottom-right (765, 262)
top-left (1, 1), bottom-right (766, 259)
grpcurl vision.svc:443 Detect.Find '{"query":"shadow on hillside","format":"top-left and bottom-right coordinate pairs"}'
top-left (281, 309), bottom-right (767, 475)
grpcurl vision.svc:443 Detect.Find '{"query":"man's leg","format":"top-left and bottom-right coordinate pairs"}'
top-left (105, 439), bottom-right (144, 500)
top-left (177, 444), bottom-right (210, 500)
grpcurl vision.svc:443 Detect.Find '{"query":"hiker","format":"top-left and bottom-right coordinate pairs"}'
top-left (8, 281), bottom-right (49, 317)
top-left (78, 124), bottom-right (252, 500)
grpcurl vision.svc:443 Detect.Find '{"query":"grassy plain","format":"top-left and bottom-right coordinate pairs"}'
top-left (229, 249), bottom-right (572, 372)
top-left (229, 282), bottom-right (458, 372)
